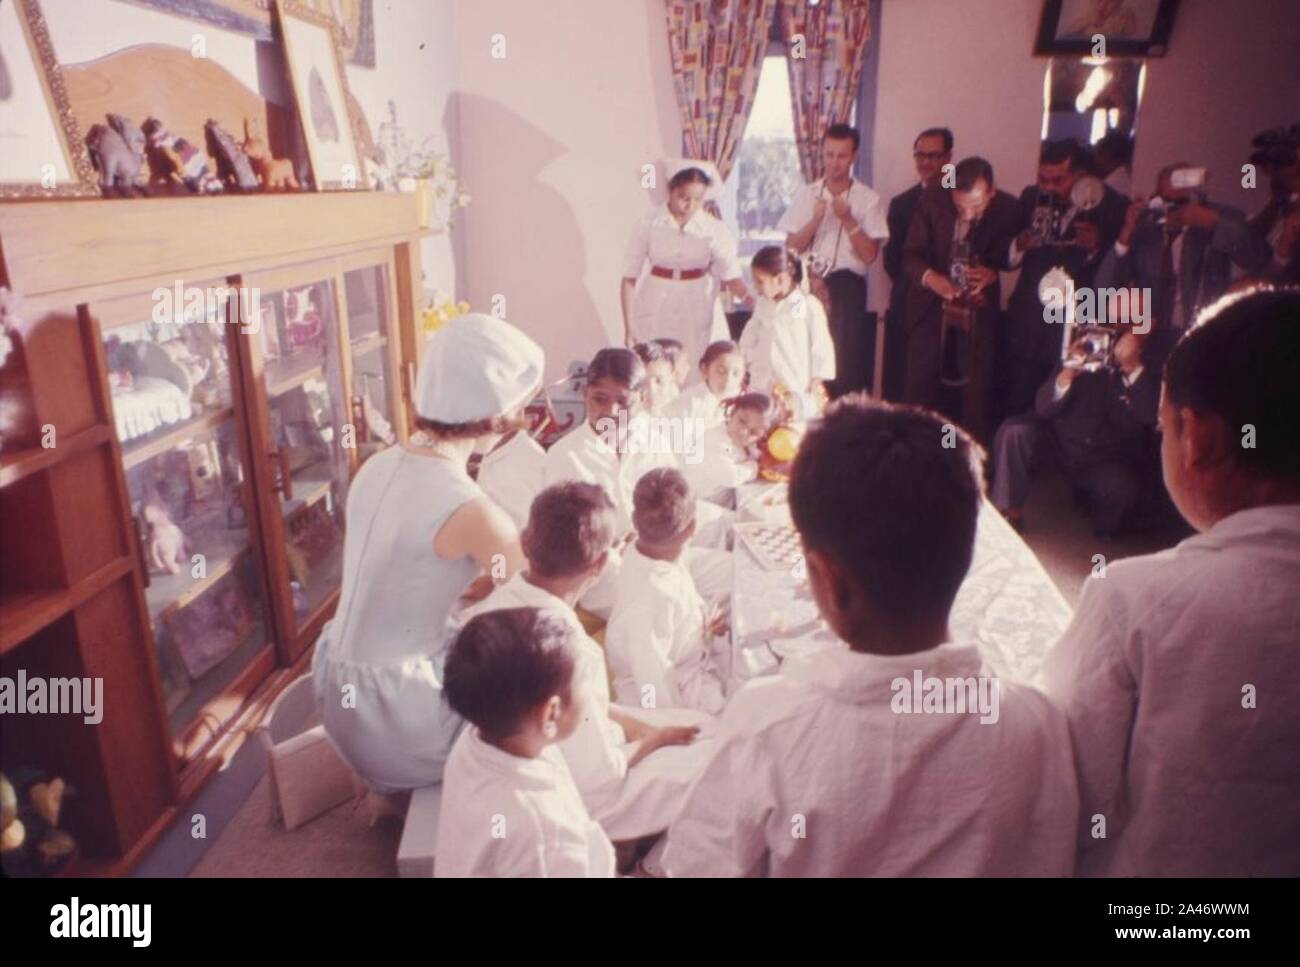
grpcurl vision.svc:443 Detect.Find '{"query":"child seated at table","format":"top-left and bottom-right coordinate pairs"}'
top-left (545, 347), bottom-right (731, 614)
top-left (459, 481), bottom-right (714, 842)
top-left (653, 336), bottom-right (691, 389)
top-left (739, 246), bottom-right (834, 418)
top-left (661, 398), bottom-right (1078, 876)
top-left (435, 607), bottom-right (615, 877)
top-left (606, 468), bottom-right (728, 715)
top-left (665, 340), bottom-right (747, 433)
top-left (684, 392), bottom-right (770, 506)
top-left (633, 340), bottom-right (680, 415)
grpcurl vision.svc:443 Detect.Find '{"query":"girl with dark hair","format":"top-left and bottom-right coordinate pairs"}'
top-left (621, 159), bottom-right (752, 374)
top-left (665, 339), bottom-right (747, 432)
top-left (683, 392), bottom-right (771, 505)
top-left (739, 246), bottom-right (836, 417)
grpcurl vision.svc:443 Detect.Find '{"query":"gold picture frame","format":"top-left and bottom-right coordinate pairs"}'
top-left (274, 0), bottom-right (367, 192)
top-left (0, 0), bottom-right (98, 198)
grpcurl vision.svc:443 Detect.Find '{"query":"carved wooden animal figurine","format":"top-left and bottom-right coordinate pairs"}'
top-left (242, 118), bottom-right (299, 191)
top-left (142, 117), bottom-right (223, 193)
top-left (85, 113), bottom-right (148, 196)
top-left (205, 119), bottom-right (260, 191)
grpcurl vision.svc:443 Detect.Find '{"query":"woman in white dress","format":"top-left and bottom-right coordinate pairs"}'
top-left (312, 313), bottom-right (544, 792)
top-left (621, 159), bottom-right (751, 370)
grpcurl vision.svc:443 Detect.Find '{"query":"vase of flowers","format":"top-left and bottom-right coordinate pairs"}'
top-left (373, 101), bottom-right (471, 231)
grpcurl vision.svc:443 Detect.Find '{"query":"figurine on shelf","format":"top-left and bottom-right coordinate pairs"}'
top-left (204, 119), bottom-right (260, 191)
top-left (102, 335), bottom-right (140, 391)
top-left (142, 117), bottom-right (223, 194)
top-left (284, 287), bottom-right (323, 348)
top-left (0, 770), bottom-right (78, 874)
top-left (85, 113), bottom-right (148, 197)
top-left (242, 118), bottom-right (300, 191)
top-left (143, 499), bottom-right (189, 575)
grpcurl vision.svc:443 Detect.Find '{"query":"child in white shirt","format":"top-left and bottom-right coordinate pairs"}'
top-left (739, 246), bottom-right (834, 418)
top-left (476, 428), bottom-right (546, 530)
top-left (459, 481), bottom-right (712, 842)
top-left (662, 401), bottom-right (1077, 876)
top-left (685, 392), bottom-right (771, 506)
top-left (634, 340), bottom-right (680, 415)
top-left (606, 468), bottom-right (727, 715)
top-left (665, 339), bottom-right (746, 433)
top-left (435, 606), bottom-right (614, 877)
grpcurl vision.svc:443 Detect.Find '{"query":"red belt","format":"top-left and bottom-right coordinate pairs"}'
top-left (650, 265), bottom-right (708, 281)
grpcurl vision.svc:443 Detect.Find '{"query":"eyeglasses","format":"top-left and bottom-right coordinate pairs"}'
top-left (914, 151), bottom-right (948, 161)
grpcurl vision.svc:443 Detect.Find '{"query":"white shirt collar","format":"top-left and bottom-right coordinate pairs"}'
top-left (782, 640), bottom-right (987, 705)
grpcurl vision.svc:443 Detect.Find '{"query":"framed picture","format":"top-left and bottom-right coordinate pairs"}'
top-left (275, 0), bottom-right (366, 191)
top-left (123, 0), bottom-right (376, 68)
top-left (0, 0), bottom-right (98, 197)
top-left (1034, 0), bottom-right (1180, 57)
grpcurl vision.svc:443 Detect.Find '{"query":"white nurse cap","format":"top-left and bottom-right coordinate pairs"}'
top-left (653, 157), bottom-right (723, 202)
top-left (414, 313), bottom-right (545, 423)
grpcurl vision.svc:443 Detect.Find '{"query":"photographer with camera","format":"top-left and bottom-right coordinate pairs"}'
top-left (990, 324), bottom-right (1159, 536)
top-left (1095, 162), bottom-right (1272, 340)
top-left (900, 156), bottom-right (1021, 444)
top-left (1246, 124), bottom-right (1300, 284)
top-left (1001, 140), bottom-right (1129, 422)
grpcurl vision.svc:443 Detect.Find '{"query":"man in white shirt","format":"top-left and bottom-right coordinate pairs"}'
top-left (779, 123), bottom-right (889, 397)
top-left (663, 400), bottom-right (1078, 877)
top-left (1040, 286), bottom-right (1300, 876)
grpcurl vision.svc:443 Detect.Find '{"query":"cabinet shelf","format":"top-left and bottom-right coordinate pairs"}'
top-left (0, 425), bottom-right (112, 490)
top-left (281, 463), bottom-right (335, 518)
top-left (0, 557), bottom-right (133, 656)
top-left (144, 527), bottom-right (252, 624)
top-left (265, 352), bottom-right (326, 398)
top-left (120, 408), bottom-right (234, 470)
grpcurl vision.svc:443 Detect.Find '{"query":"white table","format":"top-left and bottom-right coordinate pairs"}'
top-left (728, 483), bottom-right (1074, 687)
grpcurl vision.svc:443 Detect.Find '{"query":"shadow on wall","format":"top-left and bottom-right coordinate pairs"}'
top-left (450, 92), bottom-right (604, 380)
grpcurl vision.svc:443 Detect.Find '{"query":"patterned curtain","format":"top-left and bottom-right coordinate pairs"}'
top-left (779, 0), bottom-right (873, 182)
top-left (665, 0), bottom-right (779, 183)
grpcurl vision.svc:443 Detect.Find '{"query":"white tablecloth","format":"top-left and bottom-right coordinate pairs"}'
top-left (728, 483), bottom-right (1073, 687)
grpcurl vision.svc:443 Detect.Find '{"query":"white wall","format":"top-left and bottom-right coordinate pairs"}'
top-left (38, 0), bottom-right (464, 292)
top-left (453, 0), bottom-right (681, 380)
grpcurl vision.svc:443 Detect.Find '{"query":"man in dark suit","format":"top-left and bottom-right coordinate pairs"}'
top-left (882, 127), bottom-right (952, 400)
top-left (1002, 140), bottom-right (1129, 421)
top-left (901, 156), bottom-right (1020, 444)
top-left (991, 329), bottom-right (1159, 536)
top-left (1096, 162), bottom-right (1275, 339)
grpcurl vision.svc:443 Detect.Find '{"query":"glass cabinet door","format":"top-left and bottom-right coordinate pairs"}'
top-left (342, 263), bottom-right (398, 464)
top-left (250, 275), bottom-right (350, 644)
top-left (96, 287), bottom-right (273, 740)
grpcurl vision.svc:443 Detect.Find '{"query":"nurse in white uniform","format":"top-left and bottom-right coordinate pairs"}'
top-left (312, 314), bottom-right (544, 792)
top-left (621, 159), bottom-right (751, 369)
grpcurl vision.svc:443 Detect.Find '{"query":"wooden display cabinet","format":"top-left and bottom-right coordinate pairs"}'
top-left (0, 192), bottom-right (428, 873)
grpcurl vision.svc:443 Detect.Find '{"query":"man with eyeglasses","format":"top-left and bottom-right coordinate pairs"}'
top-left (779, 123), bottom-right (890, 398)
top-left (883, 127), bottom-right (954, 400)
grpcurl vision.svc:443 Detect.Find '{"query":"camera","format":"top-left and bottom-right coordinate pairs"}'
top-left (1065, 326), bottom-right (1113, 372)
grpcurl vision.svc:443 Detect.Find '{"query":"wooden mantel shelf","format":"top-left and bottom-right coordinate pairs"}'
top-left (0, 192), bottom-right (430, 308)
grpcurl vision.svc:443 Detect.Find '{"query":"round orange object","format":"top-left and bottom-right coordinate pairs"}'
top-left (766, 426), bottom-right (800, 463)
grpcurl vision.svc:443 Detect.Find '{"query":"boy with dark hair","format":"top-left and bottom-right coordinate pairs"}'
top-left (1042, 285), bottom-right (1300, 875)
top-left (663, 397), bottom-right (1077, 876)
top-left (435, 607), bottom-right (614, 877)
top-left (606, 468), bottom-right (728, 715)
top-left (460, 481), bottom-right (711, 842)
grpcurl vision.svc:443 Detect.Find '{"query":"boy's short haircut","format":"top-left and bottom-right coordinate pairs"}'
top-left (522, 482), bottom-right (617, 579)
top-left (632, 467), bottom-right (695, 545)
top-left (588, 347), bottom-right (646, 390)
top-left (1165, 285), bottom-right (1300, 481)
top-left (789, 396), bottom-right (984, 624)
top-left (445, 607), bottom-right (577, 739)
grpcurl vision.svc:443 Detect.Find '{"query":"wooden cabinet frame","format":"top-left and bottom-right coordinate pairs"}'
top-left (0, 193), bottom-right (429, 873)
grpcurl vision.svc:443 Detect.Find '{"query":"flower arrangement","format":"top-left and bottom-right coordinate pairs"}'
top-left (372, 101), bottom-right (470, 230)
top-left (422, 290), bottom-right (472, 334)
